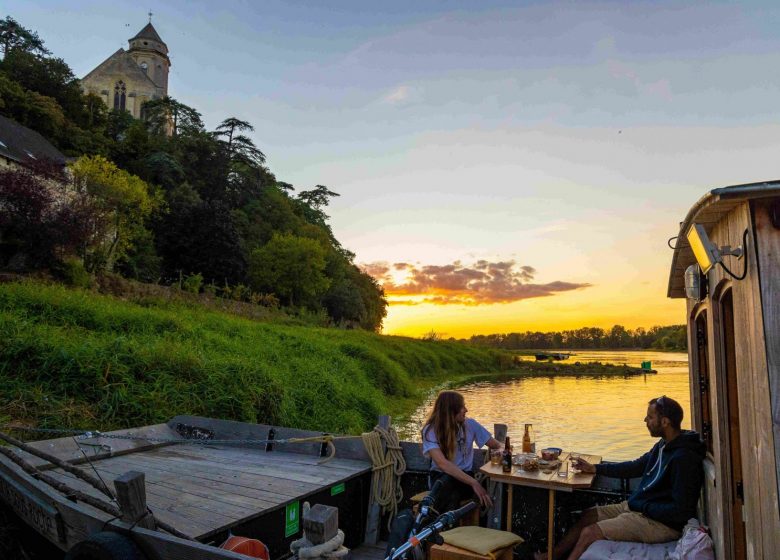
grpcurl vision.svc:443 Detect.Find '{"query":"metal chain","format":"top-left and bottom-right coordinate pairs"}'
top-left (2, 425), bottom-right (346, 447)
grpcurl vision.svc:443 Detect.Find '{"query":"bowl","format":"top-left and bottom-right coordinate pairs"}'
top-left (541, 447), bottom-right (562, 461)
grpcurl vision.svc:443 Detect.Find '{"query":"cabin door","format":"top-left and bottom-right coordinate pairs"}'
top-left (721, 290), bottom-right (747, 560)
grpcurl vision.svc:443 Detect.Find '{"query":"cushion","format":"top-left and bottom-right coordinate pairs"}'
top-left (441, 527), bottom-right (523, 556)
top-left (410, 491), bottom-right (430, 503)
top-left (580, 539), bottom-right (677, 560)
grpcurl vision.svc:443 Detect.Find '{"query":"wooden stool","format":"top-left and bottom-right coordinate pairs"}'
top-left (430, 542), bottom-right (514, 560)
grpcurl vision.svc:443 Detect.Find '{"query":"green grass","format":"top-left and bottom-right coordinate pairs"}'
top-left (0, 281), bottom-right (510, 436)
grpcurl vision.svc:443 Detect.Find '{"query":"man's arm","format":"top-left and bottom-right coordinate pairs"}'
top-left (641, 451), bottom-right (703, 527)
top-left (595, 451), bottom-right (651, 479)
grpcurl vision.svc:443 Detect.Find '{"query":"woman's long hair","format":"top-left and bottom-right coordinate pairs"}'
top-left (422, 391), bottom-right (465, 461)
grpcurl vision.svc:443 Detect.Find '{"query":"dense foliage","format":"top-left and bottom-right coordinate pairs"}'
top-left (0, 281), bottom-right (509, 434)
top-left (467, 324), bottom-right (688, 351)
top-left (0, 17), bottom-right (386, 330)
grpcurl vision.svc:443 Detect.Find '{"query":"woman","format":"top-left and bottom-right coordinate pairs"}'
top-left (421, 391), bottom-right (501, 511)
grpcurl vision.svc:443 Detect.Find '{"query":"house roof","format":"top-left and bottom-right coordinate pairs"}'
top-left (667, 180), bottom-right (780, 298)
top-left (81, 48), bottom-right (159, 89)
top-left (130, 23), bottom-right (166, 46)
top-left (0, 115), bottom-right (66, 167)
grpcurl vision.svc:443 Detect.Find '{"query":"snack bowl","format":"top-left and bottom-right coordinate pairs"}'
top-left (512, 453), bottom-right (537, 465)
top-left (541, 447), bottom-right (562, 461)
top-left (521, 458), bottom-right (539, 471)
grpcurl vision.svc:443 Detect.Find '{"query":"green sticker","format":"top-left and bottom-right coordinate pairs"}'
top-left (331, 483), bottom-right (345, 496)
top-left (285, 501), bottom-right (300, 537)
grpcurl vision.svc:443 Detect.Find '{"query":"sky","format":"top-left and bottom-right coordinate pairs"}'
top-left (7, 1), bottom-right (780, 338)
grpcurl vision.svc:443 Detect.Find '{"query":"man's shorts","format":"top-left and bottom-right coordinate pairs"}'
top-left (595, 501), bottom-right (681, 543)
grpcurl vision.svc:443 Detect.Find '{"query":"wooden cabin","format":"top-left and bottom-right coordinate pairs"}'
top-left (667, 181), bottom-right (780, 559)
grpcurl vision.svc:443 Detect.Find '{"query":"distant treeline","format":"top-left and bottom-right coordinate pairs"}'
top-left (466, 324), bottom-right (688, 351)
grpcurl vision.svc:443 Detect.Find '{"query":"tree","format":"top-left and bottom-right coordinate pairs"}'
top-left (0, 17), bottom-right (49, 59)
top-left (0, 163), bottom-right (68, 268)
top-left (248, 233), bottom-right (330, 307)
top-left (142, 96), bottom-right (204, 137)
top-left (69, 155), bottom-right (162, 272)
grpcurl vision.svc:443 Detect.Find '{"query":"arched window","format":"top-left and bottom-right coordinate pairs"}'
top-left (140, 62), bottom-right (148, 74)
top-left (113, 81), bottom-right (126, 111)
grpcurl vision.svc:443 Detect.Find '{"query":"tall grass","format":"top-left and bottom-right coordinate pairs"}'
top-left (0, 281), bottom-right (508, 435)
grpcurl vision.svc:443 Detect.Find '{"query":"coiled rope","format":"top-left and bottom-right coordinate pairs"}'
top-left (361, 424), bottom-right (406, 530)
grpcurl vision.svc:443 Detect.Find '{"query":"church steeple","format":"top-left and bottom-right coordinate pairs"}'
top-left (127, 22), bottom-right (170, 96)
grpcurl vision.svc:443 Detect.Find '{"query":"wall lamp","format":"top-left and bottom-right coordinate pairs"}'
top-left (686, 223), bottom-right (748, 280)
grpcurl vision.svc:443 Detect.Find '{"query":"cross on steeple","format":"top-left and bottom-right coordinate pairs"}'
top-left (148, 10), bottom-right (153, 23)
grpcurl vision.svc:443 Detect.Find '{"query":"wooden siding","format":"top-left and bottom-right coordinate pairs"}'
top-left (692, 201), bottom-right (780, 559)
top-left (752, 198), bottom-right (780, 518)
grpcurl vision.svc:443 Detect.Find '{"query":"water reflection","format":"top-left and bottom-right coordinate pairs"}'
top-left (398, 350), bottom-right (689, 462)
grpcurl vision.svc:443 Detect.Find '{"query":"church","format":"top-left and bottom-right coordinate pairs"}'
top-left (81, 21), bottom-right (170, 119)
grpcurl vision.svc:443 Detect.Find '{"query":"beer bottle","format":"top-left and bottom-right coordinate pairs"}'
top-left (522, 424), bottom-right (532, 453)
top-left (501, 436), bottom-right (512, 472)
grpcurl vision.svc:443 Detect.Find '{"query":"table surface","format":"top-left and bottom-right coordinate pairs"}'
top-left (479, 451), bottom-right (602, 492)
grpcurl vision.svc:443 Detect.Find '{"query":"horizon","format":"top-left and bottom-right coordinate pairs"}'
top-left (7, 1), bottom-right (780, 338)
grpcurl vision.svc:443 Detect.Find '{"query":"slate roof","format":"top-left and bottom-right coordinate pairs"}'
top-left (0, 115), bottom-right (66, 166)
top-left (81, 48), bottom-right (159, 89)
top-left (130, 23), bottom-right (166, 46)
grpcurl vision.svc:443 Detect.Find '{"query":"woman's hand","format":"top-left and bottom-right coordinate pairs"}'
top-left (471, 479), bottom-right (493, 508)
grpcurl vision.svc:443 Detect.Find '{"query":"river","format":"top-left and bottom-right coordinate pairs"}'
top-left (397, 350), bottom-right (690, 462)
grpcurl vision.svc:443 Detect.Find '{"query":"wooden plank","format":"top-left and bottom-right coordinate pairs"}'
top-left (750, 199), bottom-right (780, 556)
top-left (99, 453), bottom-right (313, 502)
top-left (16, 423), bottom-right (183, 471)
top-left (364, 415), bottom-right (390, 545)
top-left (158, 445), bottom-right (368, 477)
top-left (69, 459), bottom-right (277, 514)
top-left (0, 466), bottom-right (65, 544)
top-left (129, 448), bottom-right (342, 486)
top-left (47, 470), bottom-right (218, 537)
top-left (91, 454), bottom-right (295, 506)
top-left (167, 416), bottom-right (324, 456)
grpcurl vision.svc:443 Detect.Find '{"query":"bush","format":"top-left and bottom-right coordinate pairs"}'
top-left (55, 257), bottom-right (92, 288)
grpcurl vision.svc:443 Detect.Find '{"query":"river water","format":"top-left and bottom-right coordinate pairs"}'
top-left (398, 350), bottom-right (690, 462)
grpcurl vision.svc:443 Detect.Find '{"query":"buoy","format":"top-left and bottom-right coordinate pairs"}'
top-left (221, 535), bottom-right (270, 559)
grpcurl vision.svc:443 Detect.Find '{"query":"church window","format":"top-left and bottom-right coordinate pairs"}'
top-left (113, 81), bottom-right (126, 111)
top-left (140, 62), bottom-right (148, 74)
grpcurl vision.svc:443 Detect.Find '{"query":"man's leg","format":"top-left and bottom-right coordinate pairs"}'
top-left (534, 508), bottom-right (598, 560)
top-left (565, 523), bottom-right (604, 560)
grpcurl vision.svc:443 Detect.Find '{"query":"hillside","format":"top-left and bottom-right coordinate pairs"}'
top-left (0, 280), bottom-right (512, 436)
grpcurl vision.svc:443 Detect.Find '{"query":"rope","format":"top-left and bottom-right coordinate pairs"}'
top-left (361, 424), bottom-right (406, 530)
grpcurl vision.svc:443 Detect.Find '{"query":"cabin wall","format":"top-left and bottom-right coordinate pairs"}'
top-left (698, 201), bottom-right (780, 559)
top-left (751, 198), bottom-right (780, 518)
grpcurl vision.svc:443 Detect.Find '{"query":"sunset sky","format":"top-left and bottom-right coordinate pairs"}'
top-left (10, 1), bottom-right (780, 338)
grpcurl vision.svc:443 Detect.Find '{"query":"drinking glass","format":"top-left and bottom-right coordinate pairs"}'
top-left (490, 449), bottom-right (502, 466)
top-left (569, 453), bottom-right (580, 474)
top-left (557, 458), bottom-right (569, 478)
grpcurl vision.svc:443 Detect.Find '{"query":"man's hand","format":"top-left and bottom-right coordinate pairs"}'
top-left (471, 479), bottom-right (493, 508)
top-left (571, 457), bottom-right (596, 474)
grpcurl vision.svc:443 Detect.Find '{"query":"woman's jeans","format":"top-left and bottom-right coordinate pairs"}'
top-left (428, 470), bottom-right (474, 514)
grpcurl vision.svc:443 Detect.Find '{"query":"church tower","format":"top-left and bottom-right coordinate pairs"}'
top-left (127, 23), bottom-right (170, 97)
top-left (81, 20), bottom-right (171, 119)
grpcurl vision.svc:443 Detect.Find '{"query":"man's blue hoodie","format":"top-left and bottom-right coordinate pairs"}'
top-left (595, 430), bottom-right (706, 531)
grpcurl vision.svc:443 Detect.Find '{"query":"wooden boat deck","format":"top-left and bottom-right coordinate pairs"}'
top-left (44, 443), bottom-right (371, 540)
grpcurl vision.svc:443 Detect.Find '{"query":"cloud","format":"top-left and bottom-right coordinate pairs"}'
top-left (360, 259), bottom-right (591, 305)
top-left (381, 85), bottom-right (412, 105)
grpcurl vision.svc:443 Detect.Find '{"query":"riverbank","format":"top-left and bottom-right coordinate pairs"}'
top-left (0, 281), bottom-right (662, 439)
top-left (0, 280), bottom-right (514, 436)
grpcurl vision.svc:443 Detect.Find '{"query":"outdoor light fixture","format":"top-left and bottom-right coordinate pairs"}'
top-left (686, 223), bottom-right (743, 275)
top-left (684, 264), bottom-right (705, 301)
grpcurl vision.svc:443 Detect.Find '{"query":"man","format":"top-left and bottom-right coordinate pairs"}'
top-left (538, 396), bottom-right (705, 560)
